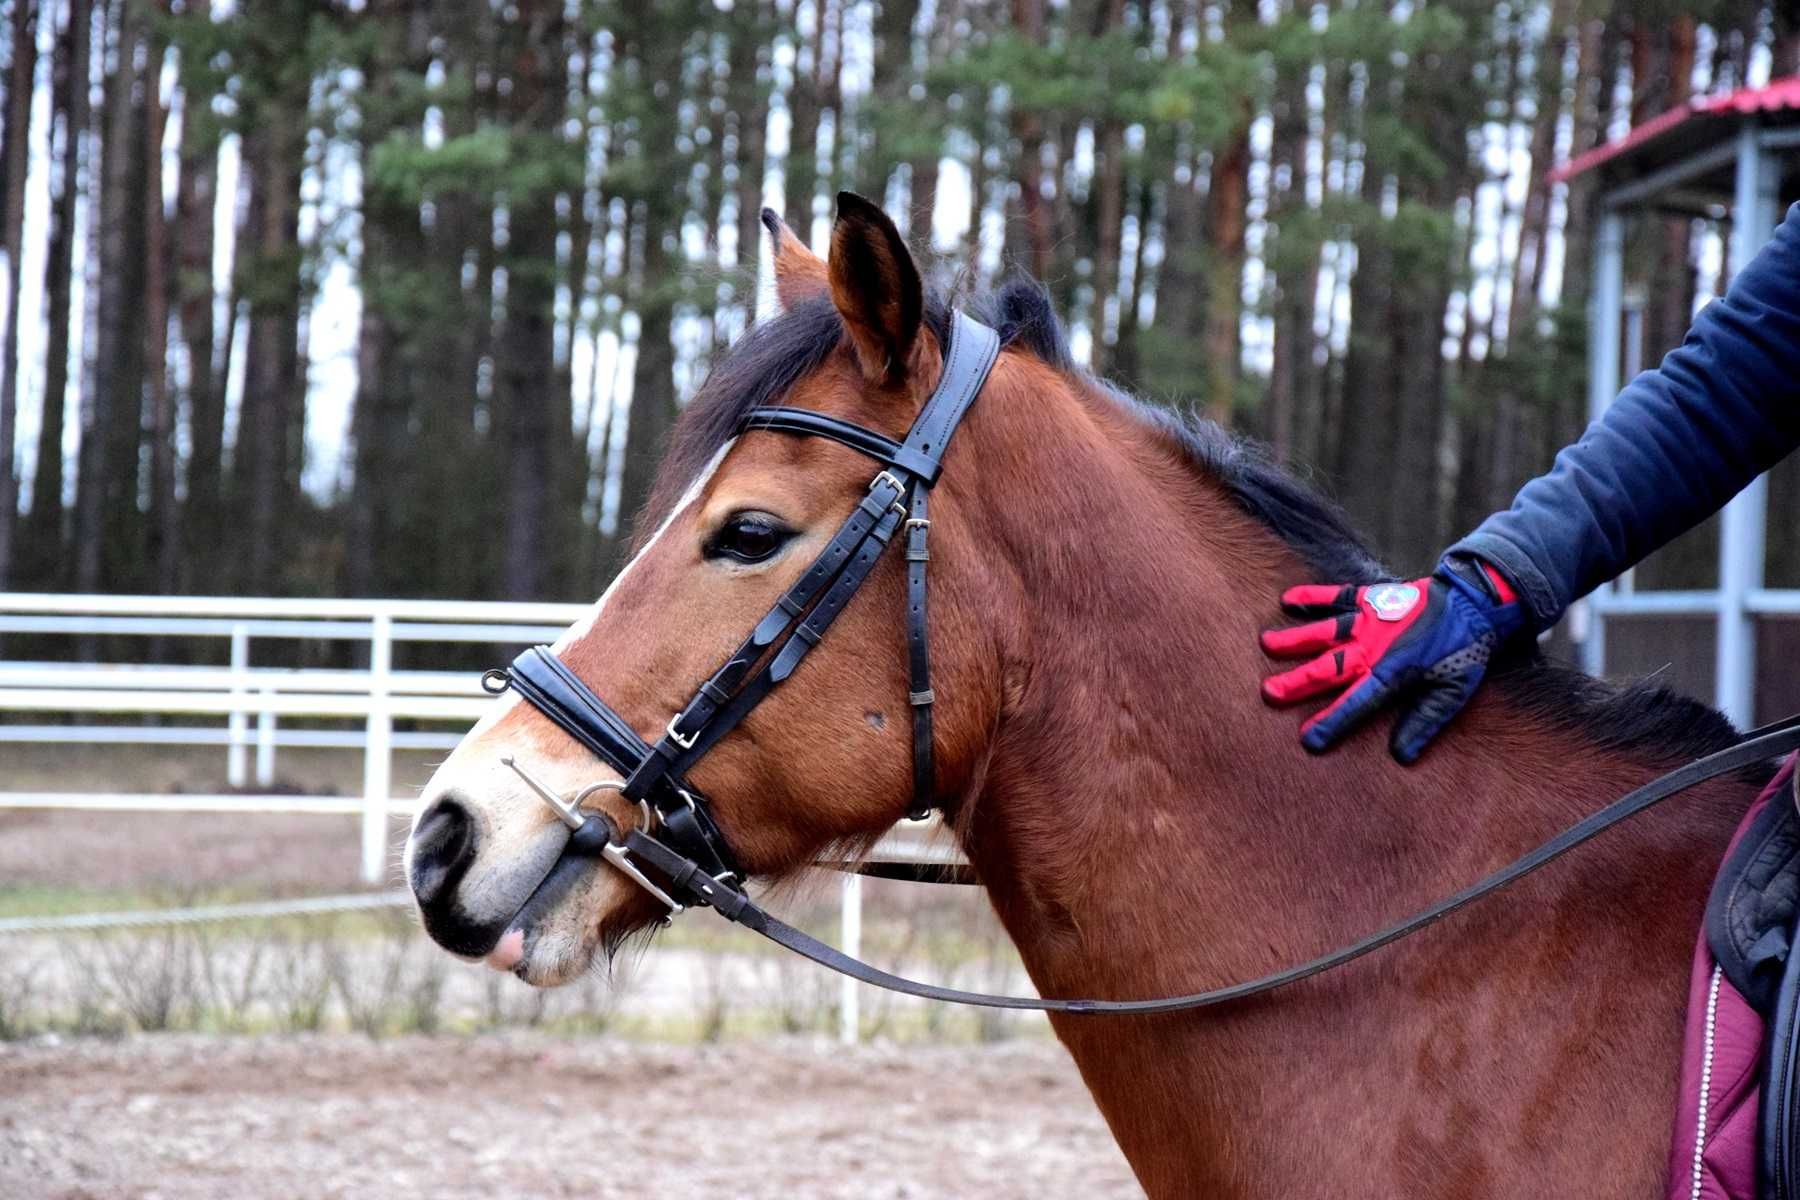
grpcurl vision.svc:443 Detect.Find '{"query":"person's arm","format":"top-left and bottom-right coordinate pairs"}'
top-left (1263, 200), bottom-right (1800, 762)
top-left (1451, 200), bottom-right (1800, 629)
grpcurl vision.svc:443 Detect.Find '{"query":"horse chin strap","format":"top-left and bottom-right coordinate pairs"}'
top-left (484, 306), bottom-right (1800, 1015)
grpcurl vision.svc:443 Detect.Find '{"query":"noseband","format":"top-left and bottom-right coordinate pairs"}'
top-left (482, 308), bottom-right (1800, 1015)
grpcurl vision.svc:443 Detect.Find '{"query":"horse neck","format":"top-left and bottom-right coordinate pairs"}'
top-left (950, 379), bottom-right (1584, 978)
top-left (946, 370), bottom-right (1728, 1043)
top-left (932, 372), bottom-right (1751, 1193)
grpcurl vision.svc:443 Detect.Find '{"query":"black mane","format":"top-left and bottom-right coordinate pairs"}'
top-left (655, 276), bottom-right (1750, 771)
top-left (1115, 388), bottom-right (1748, 767)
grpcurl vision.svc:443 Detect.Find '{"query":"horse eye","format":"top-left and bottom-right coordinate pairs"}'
top-left (707, 514), bottom-right (791, 564)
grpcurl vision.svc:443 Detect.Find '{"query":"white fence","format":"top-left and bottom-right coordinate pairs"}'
top-left (0, 593), bottom-right (962, 1042)
top-left (0, 592), bottom-right (585, 882)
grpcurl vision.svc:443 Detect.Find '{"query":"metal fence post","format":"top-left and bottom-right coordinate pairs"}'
top-left (1716, 123), bottom-right (1779, 728)
top-left (256, 686), bottom-right (276, 786)
top-left (361, 613), bottom-right (393, 885)
top-left (1580, 209), bottom-right (1624, 679)
top-left (227, 624), bottom-right (250, 787)
top-left (839, 872), bottom-right (862, 1045)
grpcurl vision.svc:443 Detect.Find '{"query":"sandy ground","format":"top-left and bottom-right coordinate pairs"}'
top-left (0, 1032), bottom-right (1142, 1199)
top-left (0, 748), bottom-right (1137, 1198)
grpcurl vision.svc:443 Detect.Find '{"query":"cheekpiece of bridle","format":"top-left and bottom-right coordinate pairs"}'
top-left (480, 308), bottom-right (1800, 1016)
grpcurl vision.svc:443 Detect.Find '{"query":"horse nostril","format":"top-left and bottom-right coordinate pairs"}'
top-left (409, 793), bottom-right (477, 911)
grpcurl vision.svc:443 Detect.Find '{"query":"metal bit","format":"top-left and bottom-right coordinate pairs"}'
top-left (600, 842), bottom-right (684, 916)
top-left (501, 755), bottom-right (684, 919)
top-left (501, 755), bottom-right (585, 830)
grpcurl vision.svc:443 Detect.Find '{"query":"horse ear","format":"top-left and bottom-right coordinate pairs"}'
top-left (763, 208), bottom-right (828, 310)
top-left (828, 191), bottom-right (922, 387)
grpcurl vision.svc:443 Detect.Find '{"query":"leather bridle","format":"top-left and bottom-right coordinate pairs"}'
top-left (482, 307), bottom-right (1800, 1015)
top-left (485, 309), bottom-right (996, 890)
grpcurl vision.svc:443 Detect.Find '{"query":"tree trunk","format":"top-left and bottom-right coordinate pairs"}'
top-left (229, 6), bottom-right (312, 594)
top-left (176, 1), bottom-right (221, 588)
top-left (907, 0), bottom-right (957, 238)
top-left (615, 214), bottom-right (677, 560)
top-left (862, 0), bottom-right (918, 207)
top-left (965, 83), bottom-right (989, 259)
top-left (1202, 121), bottom-right (1248, 427)
top-left (77, 0), bottom-right (147, 596)
top-left (731, 0), bottom-right (770, 270)
top-left (143, 12), bottom-right (175, 595)
top-left (1506, 0), bottom-right (1573, 345)
top-left (495, 0), bottom-right (566, 599)
top-left (1334, 228), bottom-right (1396, 547)
top-left (1264, 47), bottom-right (1316, 465)
top-left (1007, 0), bottom-right (1052, 279)
top-left (24, 0), bottom-right (88, 586)
top-left (1111, 178), bottom-right (1152, 385)
top-left (236, 114), bottom-right (303, 593)
top-left (1388, 251), bottom-right (1453, 564)
top-left (0, 0), bottom-right (39, 587)
top-left (783, 0), bottom-right (827, 235)
top-left (1153, 143), bottom-right (1206, 403)
top-left (1088, 0), bottom-right (1127, 377)
top-left (1648, 19), bottom-right (1696, 362)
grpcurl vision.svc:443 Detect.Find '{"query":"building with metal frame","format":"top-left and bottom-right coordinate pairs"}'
top-left (1551, 77), bottom-right (1800, 727)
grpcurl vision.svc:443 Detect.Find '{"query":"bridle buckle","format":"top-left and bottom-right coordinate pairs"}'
top-left (666, 712), bottom-right (700, 751)
top-left (869, 470), bottom-right (909, 520)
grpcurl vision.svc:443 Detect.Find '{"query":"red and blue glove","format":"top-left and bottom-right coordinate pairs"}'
top-left (1260, 555), bottom-right (1526, 763)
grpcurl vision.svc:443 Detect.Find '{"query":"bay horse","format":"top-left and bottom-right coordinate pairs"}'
top-left (406, 195), bottom-right (1763, 1197)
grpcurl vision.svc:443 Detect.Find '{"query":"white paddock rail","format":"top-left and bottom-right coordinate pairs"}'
top-left (0, 593), bottom-right (964, 1043)
top-left (0, 592), bottom-right (585, 884)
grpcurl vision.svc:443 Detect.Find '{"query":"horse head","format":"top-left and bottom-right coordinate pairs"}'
top-left (405, 194), bottom-right (1019, 985)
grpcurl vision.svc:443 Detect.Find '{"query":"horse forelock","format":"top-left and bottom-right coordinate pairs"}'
top-left (637, 277), bottom-right (1075, 550)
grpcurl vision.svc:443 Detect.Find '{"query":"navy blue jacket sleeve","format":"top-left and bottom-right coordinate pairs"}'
top-left (1447, 201), bottom-right (1800, 630)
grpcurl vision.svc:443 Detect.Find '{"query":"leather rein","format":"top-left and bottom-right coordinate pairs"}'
top-left (484, 308), bottom-right (1800, 1015)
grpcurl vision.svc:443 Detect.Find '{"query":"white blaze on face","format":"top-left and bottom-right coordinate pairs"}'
top-left (459, 438), bottom-right (739, 744)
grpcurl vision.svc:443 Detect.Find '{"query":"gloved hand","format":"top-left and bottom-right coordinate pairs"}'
top-left (1260, 555), bottom-right (1526, 763)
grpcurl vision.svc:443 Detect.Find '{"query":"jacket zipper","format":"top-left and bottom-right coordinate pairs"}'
top-left (1692, 965), bottom-right (1723, 1200)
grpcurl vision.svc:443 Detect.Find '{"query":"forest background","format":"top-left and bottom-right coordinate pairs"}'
top-left (0, 0), bottom-right (1794, 649)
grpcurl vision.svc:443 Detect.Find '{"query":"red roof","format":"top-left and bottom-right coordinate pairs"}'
top-left (1548, 76), bottom-right (1800, 185)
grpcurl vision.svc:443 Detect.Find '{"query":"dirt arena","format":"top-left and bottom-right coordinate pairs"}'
top-left (0, 748), bottom-right (1142, 1198)
top-left (0, 1032), bottom-right (1141, 1199)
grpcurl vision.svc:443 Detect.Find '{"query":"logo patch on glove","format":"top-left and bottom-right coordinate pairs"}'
top-left (1364, 583), bottom-right (1421, 622)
